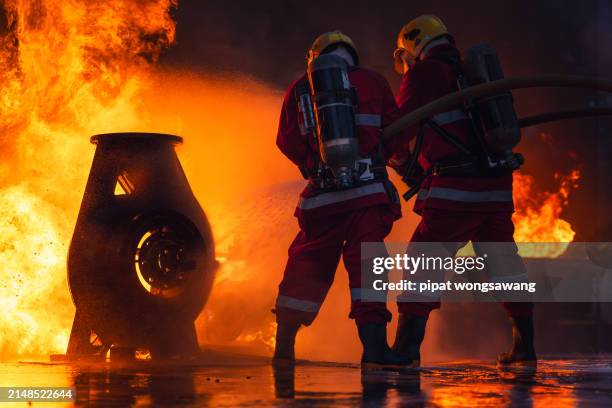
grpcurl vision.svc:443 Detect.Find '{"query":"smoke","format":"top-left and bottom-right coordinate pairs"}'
top-left (141, 70), bottom-right (399, 362)
top-left (139, 70), bottom-right (293, 352)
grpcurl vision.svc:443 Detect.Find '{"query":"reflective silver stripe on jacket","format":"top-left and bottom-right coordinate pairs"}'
top-left (300, 113), bottom-right (381, 134)
top-left (417, 187), bottom-right (513, 203)
top-left (355, 113), bottom-right (382, 127)
top-left (431, 109), bottom-right (468, 126)
top-left (299, 123), bottom-right (311, 136)
top-left (298, 182), bottom-right (387, 210)
top-left (275, 295), bottom-right (320, 313)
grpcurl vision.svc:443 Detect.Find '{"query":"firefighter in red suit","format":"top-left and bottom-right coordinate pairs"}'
top-left (389, 15), bottom-right (536, 366)
top-left (273, 31), bottom-right (408, 369)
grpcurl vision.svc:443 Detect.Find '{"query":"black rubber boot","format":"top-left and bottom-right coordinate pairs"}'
top-left (391, 314), bottom-right (427, 368)
top-left (273, 322), bottom-right (300, 366)
top-left (358, 323), bottom-right (411, 370)
top-left (498, 316), bottom-right (537, 366)
top-left (273, 363), bottom-right (295, 398)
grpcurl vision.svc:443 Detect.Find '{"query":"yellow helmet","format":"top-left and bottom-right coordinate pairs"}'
top-left (393, 15), bottom-right (450, 73)
top-left (308, 30), bottom-right (358, 65)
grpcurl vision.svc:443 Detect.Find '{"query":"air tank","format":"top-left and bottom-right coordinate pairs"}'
top-left (308, 54), bottom-right (360, 188)
top-left (463, 43), bottom-right (521, 153)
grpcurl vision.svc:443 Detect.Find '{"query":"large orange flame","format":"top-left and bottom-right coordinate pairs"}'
top-left (0, 0), bottom-right (292, 360)
top-left (0, 0), bottom-right (178, 359)
top-left (512, 169), bottom-right (580, 256)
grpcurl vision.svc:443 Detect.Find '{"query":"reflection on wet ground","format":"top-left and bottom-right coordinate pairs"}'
top-left (1, 354), bottom-right (611, 407)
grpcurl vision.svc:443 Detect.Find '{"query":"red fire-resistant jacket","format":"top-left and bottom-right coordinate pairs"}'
top-left (277, 67), bottom-right (401, 221)
top-left (390, 43), bottom-right (514, 214)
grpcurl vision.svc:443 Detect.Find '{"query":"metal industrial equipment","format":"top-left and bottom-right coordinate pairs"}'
top-left (66, 133), bottom-right (216, 361)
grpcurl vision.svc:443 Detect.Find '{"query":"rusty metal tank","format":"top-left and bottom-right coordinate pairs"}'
top-left (66, 133), bottom-right (216, 360)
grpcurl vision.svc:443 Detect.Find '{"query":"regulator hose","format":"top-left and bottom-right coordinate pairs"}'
top-left (382, 75), bottom-right (612, 140)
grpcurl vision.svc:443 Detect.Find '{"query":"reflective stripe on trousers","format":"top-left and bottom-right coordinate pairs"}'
top-left (417, 187), bottom-right (513, 203)
top-left (298, 182), bottom-right (386, 210)
top-left (349, 288), bottom-right (387, 302)
top-left (275, 295), bottom-right (321, 313)
top-left (397, 289), bottom-right (442, 303)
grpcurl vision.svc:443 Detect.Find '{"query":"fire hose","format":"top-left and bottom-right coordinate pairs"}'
top-left (381, 75), bottom-right (612, 268)
top-left (382, 75), bottom-right (612, 139)
top-left (381, 75), bottom-right (612, 202)
top-left (517, 107), bottom-right (612, 128)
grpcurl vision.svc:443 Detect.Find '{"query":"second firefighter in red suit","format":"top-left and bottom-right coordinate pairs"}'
top-left (273, 31), bottom-right (409, 368)
top-left (389, 15), bottom-right (537, 366)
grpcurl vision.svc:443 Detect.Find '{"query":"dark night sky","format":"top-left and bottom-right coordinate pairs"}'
top-left (163, 0), bottom-right (606, 90)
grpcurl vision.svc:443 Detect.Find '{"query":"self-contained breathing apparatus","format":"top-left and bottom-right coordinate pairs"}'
top-left (400, 44), bottom-right (524, 200)
top-left (296, 53), bottom-right (387, 190)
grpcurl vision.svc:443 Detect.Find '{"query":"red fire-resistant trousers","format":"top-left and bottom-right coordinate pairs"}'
top-left (274, 205), bottom-right (395, 326)
top-left (397, 208), bottom-right (534, 318)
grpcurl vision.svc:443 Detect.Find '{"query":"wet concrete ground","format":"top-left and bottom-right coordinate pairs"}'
top-left (1, 352), bottom-right (612, 407)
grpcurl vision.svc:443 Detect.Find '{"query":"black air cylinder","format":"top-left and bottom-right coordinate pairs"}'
top-left (464, 44), bottom-right (521, 153)
top-left (309, 54), bottom-right (360, 188)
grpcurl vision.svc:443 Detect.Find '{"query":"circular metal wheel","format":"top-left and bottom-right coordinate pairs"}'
top-left (133, 217), bottom-right (202, 299)
top-left (120, 211), bottom-right (213, 316)
top-left (83, 210), bottom-right (212, 350)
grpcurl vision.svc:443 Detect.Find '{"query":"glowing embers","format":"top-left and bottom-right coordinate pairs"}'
top-left (134, 219), bottom-right (199, 298)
